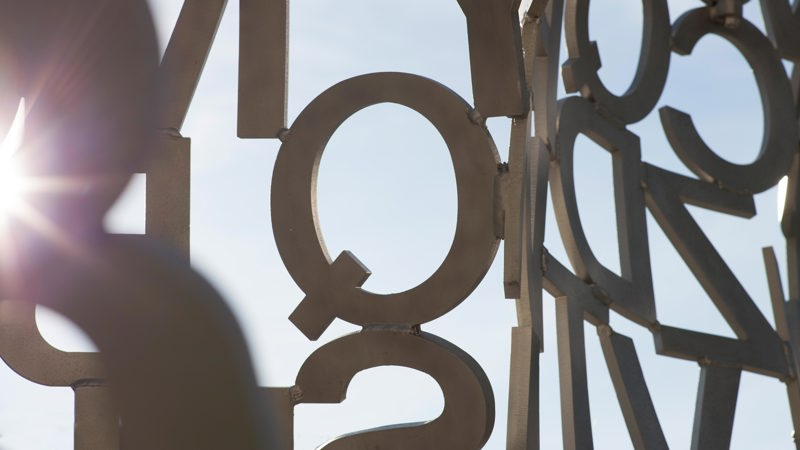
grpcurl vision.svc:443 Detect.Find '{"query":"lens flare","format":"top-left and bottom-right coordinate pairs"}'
top-left (0, 163), bottom-right (23, 212)
top-left (0, 98), bottom-right (25, 214)
top-left (0, 97), bottom-right (85, 258)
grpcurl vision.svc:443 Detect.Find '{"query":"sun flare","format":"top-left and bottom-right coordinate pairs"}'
top-left (0, 162), bottom-right (23, 212)
top-left (0, 98), bottom-right (26, 214)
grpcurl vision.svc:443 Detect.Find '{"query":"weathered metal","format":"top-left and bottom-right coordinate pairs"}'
top-left (0, 0), bottom-right (798, 449)
top-left (659, 9), bottom-right (797, 194)
top-left (550, 96), bottom-right (655, 325)
top-left (0, 2), bottom-right (270, 449)
top-left (563, 0), bottom-right (670, 125)
top-left (238, 0), bottom-right (288, 138)
top-left (272, 72), bottom-right (501, 340)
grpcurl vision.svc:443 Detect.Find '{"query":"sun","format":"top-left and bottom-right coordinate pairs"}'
top-left (0, 98), bottom-right (26, 214)
top-left (0, 162), bottom-right (23, 212)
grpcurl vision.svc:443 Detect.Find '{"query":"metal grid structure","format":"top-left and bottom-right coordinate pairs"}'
top-left (0, 0), bottom-right (798, 449)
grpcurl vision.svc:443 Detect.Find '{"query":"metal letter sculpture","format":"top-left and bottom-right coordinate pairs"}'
top-left (0, 0), bottom-right (797, 449)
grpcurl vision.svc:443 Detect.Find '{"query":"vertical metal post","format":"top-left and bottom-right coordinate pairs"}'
top-left (74, 383), bottom-right (119, 450)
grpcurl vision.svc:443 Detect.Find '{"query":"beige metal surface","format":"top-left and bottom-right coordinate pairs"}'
top-left (0, 0), bottom-right (798, 449)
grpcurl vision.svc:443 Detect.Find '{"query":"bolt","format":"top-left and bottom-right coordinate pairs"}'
top-left (468, 108), bottom-right (485, 126)
top-left (277, 127), bottom-right (291, 142)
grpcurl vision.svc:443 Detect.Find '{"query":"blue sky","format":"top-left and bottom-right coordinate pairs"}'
top-left (0, 0), bottom-right (795, 449)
